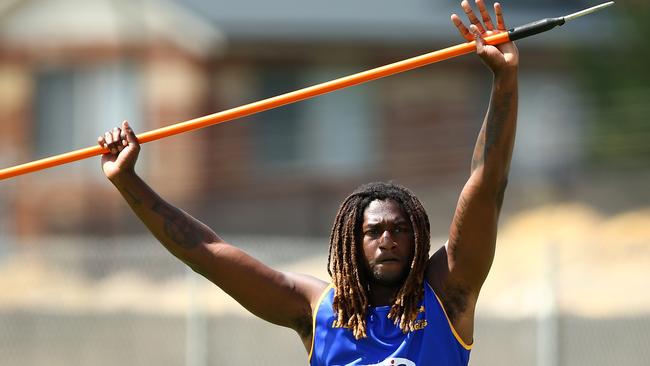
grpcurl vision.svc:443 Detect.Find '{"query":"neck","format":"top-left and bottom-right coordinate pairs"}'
top-left (367, 282), bottom-right (402, 307)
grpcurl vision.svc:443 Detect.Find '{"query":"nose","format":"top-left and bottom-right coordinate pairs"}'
top-left (378, 230), bottom-right (397, 249)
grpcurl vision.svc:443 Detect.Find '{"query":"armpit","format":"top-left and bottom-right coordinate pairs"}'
top-left (440, 284), bottom-right (470, 324)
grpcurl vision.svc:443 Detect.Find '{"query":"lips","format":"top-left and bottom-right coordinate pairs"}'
top-left (375, 255), bottom-right (400, 264)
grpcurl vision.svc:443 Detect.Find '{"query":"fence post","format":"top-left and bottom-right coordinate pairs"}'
top-left (185, 268), bottom-right (208, 366)
top-left (537, 241), bottom-right (560, 366)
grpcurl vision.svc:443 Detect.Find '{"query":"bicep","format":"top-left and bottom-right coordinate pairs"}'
top-left (426, 174), bottom-right (502, 345)
top-left (444, 173), bottom-right (500, 292)
top-left (190, 242), bottom-right (327, 330)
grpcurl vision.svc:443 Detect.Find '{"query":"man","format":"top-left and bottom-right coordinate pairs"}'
top-left (98, 1), bottom-right (518, 364)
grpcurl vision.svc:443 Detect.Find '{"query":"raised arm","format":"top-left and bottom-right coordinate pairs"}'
top-left (98, 121), bottom-right (327, 350)
top-left (427, 0), bottom-right (518, 344)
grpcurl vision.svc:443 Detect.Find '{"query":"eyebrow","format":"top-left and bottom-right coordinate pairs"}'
top-left (363, 219), bottom-right (410, 227)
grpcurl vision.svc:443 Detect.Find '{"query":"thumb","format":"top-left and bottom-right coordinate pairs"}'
top-left (470, 25), bottom-right (485, 56)
top-left (122, 120), bottom-right (140, 147)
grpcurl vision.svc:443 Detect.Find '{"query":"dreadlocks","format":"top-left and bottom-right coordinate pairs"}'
top-left (327, 182), bottom-right (431, 339)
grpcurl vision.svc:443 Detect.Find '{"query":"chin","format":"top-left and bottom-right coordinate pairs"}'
top-left (371, 267), bottom-right (409, 287)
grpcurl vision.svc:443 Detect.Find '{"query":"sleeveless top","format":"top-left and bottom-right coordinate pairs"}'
top-left (309, 282), bottom-right (472, 366)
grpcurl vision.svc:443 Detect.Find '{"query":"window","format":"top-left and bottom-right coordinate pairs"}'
top-left (34, 62), bottom-right (141, 177)
top-left (253, 66), bottom-right (302, 165)
top-left (253, 64), bottom-right (375, 176)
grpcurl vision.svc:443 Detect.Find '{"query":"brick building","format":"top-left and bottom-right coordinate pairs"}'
top-left (0, 0), bottom-right (604, 237)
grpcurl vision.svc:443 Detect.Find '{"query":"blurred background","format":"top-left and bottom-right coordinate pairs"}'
top-left (0, 0), bottom-right (648, 365)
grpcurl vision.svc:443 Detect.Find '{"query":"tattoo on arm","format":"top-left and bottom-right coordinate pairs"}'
top-left (122, 186), bottom-right (141, 205)
top-left (485, 92), bottom-right (513, 154)
top-left (471, 92), bottom-right (513, 173)
top-left (450, 195), bottom-right (469, 261)
top-left (151, 201), bottom-right (205, 249)
top-left (471, 129), bottom-right (486, 173)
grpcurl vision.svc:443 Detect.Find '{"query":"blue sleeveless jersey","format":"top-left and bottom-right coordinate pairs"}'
top-left (309, 282), bottom-right (471, 366)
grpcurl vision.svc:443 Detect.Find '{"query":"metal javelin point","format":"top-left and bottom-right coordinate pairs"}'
top-left (564, 1), bottom-right (615, 22)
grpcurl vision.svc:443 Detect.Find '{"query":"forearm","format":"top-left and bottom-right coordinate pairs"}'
top-left (110, 172), bottom-right (221, 268)
top-left (443, 71), bottom-right (518, 291)
top-left (470, 68), bottom-right (518, 193)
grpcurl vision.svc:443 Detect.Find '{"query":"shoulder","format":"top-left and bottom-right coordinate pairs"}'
top-left (425, 243), bottom-right (449, 292)
top-left (425, 246), bottom-right (477, 346)
top-left (284, 272), bottom-right (329, 305)
top-left (425, 245), bottom-right (476, 323)
top-left (282, 274), bottom-right (329, 351)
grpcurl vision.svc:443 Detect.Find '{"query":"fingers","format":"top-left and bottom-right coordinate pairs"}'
top-left (452, 1), bottom-right (503, 42)
top-left (105, 129), bottom-right (120, 155)
top-left (451, 14), bottom-right (473, 41)
top-left (97, 135), bottom-right (106, 151)
top-left (98, 121), bottom-right (138, 155)
top-left (470, 25), bottom-right (485, 55)
top-left (104, 131), bottom-right (116, 154)
top-left (476, 0), bottom-right (494, 31)
top-left (112, 127), bottom-right (121, 149)
top-left (121, 120), bottom-right (139, 147)
top-left (461, 0), bottom-right (485, 34)
top-left (120, 128), bottom-right (127, 147)
top-left (494, 2), bottom-right (506, 31)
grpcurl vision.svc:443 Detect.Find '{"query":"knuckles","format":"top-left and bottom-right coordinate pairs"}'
top-left (99, 126), bottom-right (136, 154)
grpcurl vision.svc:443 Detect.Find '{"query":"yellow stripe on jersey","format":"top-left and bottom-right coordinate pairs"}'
top-left (309, 283), bottom-right (334, 361)
top-left (428, 283), bottom-right (474, 351)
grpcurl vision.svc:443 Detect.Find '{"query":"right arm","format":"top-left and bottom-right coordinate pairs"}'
top-left (98, 122), bottom-right (327, 346)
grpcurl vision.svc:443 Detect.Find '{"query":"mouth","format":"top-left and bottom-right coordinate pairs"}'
top-left (375, 257), bottom-right (400, 265)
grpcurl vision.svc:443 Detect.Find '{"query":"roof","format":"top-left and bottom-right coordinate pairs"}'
top-left (171, 0), bottom-right (616, 47)
top-left (0, 0), bottom-right (224, 57)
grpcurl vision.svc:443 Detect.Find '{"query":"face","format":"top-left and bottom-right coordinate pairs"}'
top-left (360, 199), bottom-right (415, 287)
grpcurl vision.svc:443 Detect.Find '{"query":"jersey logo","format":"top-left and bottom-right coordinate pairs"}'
top-left (364, 358), bottom-right (416, 366)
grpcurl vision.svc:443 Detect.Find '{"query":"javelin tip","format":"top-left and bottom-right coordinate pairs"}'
top-left (563, 1), bottom-right (615, 22)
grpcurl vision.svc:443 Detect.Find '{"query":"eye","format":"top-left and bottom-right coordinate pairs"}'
top-left (365, 227), bottom-right (381, 237)
top-left (370, 228), bottom-right (380, 235)
top-left (395, 226), bottom-right (411, 234)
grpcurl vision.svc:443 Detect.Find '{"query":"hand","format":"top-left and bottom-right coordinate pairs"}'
top-left (451, 1), bottom-right (519, 75)
top-left (97, 120), bottom-right (140, 181)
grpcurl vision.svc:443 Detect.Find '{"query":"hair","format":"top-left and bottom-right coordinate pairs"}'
top-left (327, 181), bottom-right (431, 339)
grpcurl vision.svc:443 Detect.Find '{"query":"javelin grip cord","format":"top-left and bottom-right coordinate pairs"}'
top-left (508, 17), bottom-right (565, 41)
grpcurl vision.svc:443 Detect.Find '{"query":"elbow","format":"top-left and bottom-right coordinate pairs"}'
top-left (183, 239), bottom-right (229, 273)
top-left (468, 167), bottom-right (509, 206)
top-left (470, 165), bottom-right (509, 195)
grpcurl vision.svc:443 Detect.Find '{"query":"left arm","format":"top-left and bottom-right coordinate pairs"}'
top-left (427, 0), bottom-right (519, 344)
top-left (446, 52), bottom-right (518, 291)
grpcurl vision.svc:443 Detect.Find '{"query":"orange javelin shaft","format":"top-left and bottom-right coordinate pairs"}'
top-left (0, 32), bottom-right (510, 181)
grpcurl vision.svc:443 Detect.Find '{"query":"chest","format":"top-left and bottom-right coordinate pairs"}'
top-left (311, 295), bottom-right (461, 365)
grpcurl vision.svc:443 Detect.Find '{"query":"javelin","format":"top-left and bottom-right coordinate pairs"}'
top-left (0, 2), bottom-right (614, 181)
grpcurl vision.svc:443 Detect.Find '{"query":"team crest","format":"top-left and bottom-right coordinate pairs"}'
top-left (364, 358), bottom-right (416, 366)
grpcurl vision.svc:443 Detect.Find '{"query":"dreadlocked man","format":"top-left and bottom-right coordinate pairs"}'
top-left (98, 1), bottom-right (518, 365)
top-left (327, 182), bottom-right (432, 340)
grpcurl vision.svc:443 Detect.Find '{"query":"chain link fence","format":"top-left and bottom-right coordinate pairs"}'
top-left (1, 216), bottom-right (649, 366)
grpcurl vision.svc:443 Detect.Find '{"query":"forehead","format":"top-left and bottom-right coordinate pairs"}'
top-left (363, 199), bottom-right (408, 224)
